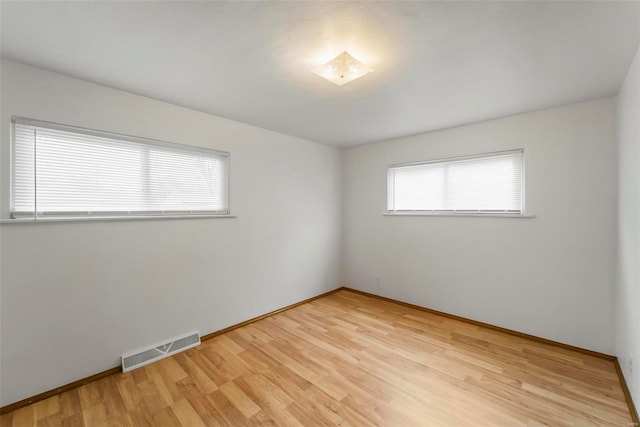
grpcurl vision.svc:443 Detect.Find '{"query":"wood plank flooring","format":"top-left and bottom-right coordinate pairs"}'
top-left (1, 290), bottom-right (633, 426)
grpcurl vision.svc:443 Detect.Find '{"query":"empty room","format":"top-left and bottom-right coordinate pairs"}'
top-left (0, 1), bottom-right (639, 425)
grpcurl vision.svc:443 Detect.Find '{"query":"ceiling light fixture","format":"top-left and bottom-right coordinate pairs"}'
top-left (311, 51), bottom-right (373, 86)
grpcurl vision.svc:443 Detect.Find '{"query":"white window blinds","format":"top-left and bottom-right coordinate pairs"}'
top-left (387, 150), bottom-right (524, 213)
top-left (11, 118), bottom-right (229, 219)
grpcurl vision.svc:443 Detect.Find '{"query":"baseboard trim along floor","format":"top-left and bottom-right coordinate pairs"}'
top-left (1, 285), bottom-right (637, 423)
top-left (0, 287), bottom-right (342, 414)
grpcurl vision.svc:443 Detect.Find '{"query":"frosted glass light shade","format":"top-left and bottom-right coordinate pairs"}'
top-left (311, 51), bottom-right (373, 86)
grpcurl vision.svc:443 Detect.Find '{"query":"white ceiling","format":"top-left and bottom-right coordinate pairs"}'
top-left (1, 1), bottom-right (639, 147)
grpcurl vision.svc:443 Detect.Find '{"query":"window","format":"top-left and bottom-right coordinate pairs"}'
top-left (11, 117), bottom-right (229, 219)
top-left (387, 149), bottom-right (524, 214)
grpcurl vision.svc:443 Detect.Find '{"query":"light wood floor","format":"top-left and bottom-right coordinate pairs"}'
top-left (1, 290), bottom-right (633, 426)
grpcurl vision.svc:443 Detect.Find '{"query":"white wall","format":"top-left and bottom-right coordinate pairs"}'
top-left (0, 57), bottom-right (626, 408)
top-left (616, 45), bottom-right (640, 407)
top-left (342, 98), bottom-right (618, 354)
top-left (0, 59), bottom-right (342, 406)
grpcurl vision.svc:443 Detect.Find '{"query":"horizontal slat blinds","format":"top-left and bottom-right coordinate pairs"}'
top-left (11, 118), bottom-right (229, 219)
top-left (387, 150), bottom-right (523, 213)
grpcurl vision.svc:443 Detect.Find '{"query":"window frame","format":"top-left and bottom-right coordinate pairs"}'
top-left (10, 116), bottom-right (231, 221)
top-left (386, 149), bottom-right (525, 216)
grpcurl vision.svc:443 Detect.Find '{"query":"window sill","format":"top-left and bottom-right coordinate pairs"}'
top-left (0, 214), bottom-right (237, 224)
top-left (383, 212), bottom-right (536, 218)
